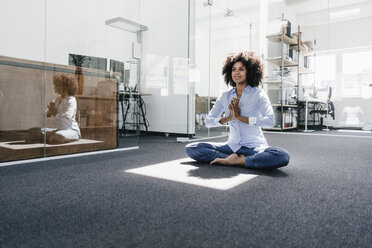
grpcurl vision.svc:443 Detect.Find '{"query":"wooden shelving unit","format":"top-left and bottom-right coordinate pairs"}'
top-left (271, 104), bottom-right (298, 108)
top-left (290, 44), bottom-right (314, 56)
top-left (264, 18), bottom-right (316, 132)
top-left (263, 81), bottom-right (297, 87)
top-left (266, 34), bottom-right (297, 45)
top-left (265, 57), bottom-right (298, 67)
top-left (263, 16), bottom-right (300, 131)
top-left (299, 66), bottom-right (314, 75)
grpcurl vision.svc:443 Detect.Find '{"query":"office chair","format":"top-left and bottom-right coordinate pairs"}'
top-left (309, 87), bottom-right (335, 127)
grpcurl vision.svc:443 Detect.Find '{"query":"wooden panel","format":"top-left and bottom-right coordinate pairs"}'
top-left (0, 56), bottom-right (119, 162)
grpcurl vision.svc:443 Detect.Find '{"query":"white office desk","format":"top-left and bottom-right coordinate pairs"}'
top-left (298, 99), bottom-right (326, 132)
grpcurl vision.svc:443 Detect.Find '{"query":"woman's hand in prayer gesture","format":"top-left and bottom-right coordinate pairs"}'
top-left (228, 99), bottom-right (235, 120)
top-left (47, 101), bottom-right (58, 117)
top-left (231, 97), bottom-right (241, 119)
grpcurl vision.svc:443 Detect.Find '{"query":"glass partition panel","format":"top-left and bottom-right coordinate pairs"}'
top-left (104, 0), bottom-right (142, 148)
top-left (0, 0), bottom-right (141, 163)
top-left (0, 0), bottom-right (46, 162)
top-left (287, 0), bottom-right (372, 130)
top-left (140, 0), bottom-right (190, 137)
top-left (190, 0), bottom-right (211, 138)
top-left (45, 0), bottom-right (140, 156)
top-left (191, 0), bottom-right (261, 138)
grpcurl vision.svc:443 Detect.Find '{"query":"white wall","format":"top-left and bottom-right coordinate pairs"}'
top-left (301, 17), bottom-right (372, 52)
top-left (0, 0), bottom-right (45, 61)
top-left (193, 1), bottom-right (262, 99)
top-left (0, 0), bottom-right (139, 65)
top-left (45, 0), bottom-right (139, 65)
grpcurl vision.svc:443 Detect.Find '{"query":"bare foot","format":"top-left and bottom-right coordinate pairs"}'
top-left (210, 153), bottom-right (245, 166)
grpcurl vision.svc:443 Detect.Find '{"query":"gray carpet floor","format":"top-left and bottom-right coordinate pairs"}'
top-left (0, 132), bottom-right (372, 248)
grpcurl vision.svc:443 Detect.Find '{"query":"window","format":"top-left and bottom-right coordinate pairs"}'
top-left (69, 54), bottom-right (107, 71)
top-left (343, 51), bottom-right (372, 75)
top-left (342, 51), bottom-right (372, 98)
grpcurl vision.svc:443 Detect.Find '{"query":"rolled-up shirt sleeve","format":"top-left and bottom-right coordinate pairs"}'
top-left (205, 96), bottom-right (224, 128)
top-left (249, 117), bottom-right (257, 125)
top-left (255, 91), bottom-right (275, 128)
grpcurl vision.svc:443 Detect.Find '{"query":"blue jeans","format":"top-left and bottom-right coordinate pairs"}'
top-left (185, 142), bottom-right (290, 169)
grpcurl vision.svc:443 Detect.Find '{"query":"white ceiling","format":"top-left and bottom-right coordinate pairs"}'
top-left (193, 0), bottom-right (372, 30)
top-left (194, 0), bottom-right (372, 18)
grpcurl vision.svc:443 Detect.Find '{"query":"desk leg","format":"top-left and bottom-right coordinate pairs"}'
top-left (302, 99), bottom-right (314, 133)
top-left (122, 99), bottom-right (131, 133)
top-left (138, 96), bottom-right (148, 132)
top-left (120, 98), bottom-right (125, 134)
top-left (198, 114), bottom-right (200, 130)
top-left (119, 95), bottom-right (149, 134)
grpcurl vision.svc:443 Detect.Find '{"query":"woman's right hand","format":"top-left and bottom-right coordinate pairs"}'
top-left (228, 99), bottom-right (235, 121)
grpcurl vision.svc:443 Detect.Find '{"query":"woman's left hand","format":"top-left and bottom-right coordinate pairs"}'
top-left (47, 101), bottom-right (58, 117)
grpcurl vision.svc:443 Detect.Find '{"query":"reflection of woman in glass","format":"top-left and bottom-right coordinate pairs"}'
top-left (185, 51), bottom-right (290, 169)
top-left (45, 74), bottom-right (81, 143)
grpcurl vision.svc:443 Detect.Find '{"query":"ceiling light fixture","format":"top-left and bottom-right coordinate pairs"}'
top-left (105, 17), bottom-right (148, 33)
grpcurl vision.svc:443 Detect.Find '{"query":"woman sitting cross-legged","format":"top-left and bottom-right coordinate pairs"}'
top-left (27, 74), bottom-right (81, 144)
top-left (185, 51), bottom-right (290, 169)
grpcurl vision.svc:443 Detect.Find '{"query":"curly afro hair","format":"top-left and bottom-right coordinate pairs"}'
top-left (53, 74), bottom-right (79, 96)
top-left (222, 51), bottom-right (264, 88)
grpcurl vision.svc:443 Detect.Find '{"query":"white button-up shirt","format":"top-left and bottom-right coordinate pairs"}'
top-left (206, 85), bottom-right (275, 152)
top-left (55, 96), bottom-right (81, 137)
